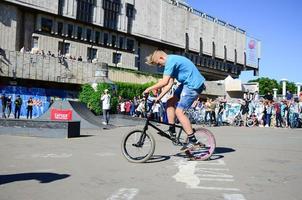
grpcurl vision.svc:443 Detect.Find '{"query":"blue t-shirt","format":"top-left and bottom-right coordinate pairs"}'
top-left (163, 55), bottom-right (205, 90)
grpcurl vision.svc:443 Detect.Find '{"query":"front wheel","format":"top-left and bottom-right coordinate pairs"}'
top-left (121, 130), bottom-right (155, 163)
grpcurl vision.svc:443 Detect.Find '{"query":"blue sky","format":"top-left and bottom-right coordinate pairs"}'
top-left (186, 0), bottom-right (302, 84)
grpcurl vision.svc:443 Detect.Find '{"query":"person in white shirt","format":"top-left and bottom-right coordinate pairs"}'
top-left (101, 89), bottom-right (111, 125)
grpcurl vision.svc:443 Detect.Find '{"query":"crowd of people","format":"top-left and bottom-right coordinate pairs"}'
top-left (19, 47), bottom-right (95, 63)
top-left (116, 90), bottom-right (302, 129)
top-left (0, 94), bottom-right (45, 119)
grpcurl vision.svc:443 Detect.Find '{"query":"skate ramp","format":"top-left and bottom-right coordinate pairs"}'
top-left (38, 100), bottom-right (145, 129)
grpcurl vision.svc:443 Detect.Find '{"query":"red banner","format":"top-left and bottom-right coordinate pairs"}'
top-left (50, 109), bottom-right (73, 121)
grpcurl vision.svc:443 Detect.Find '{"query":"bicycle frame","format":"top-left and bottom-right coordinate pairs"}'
top-left (136, 117), bottom-right (186, 147)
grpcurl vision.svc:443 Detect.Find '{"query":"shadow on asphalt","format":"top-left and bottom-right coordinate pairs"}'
top-left (0, 172), bottom-right (70, 185)
top-left (146, 155), bottom-right (171, 163)
top-left (214, 147), bottom-right (236, 154)
top-left (143, 147), bottom-right (236, 163)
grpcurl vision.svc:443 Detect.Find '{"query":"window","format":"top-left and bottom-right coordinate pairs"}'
top-left (32, 36), bottom-right (39, 49)
top-left (126, 39), bottom-right (134, 51)
top-left (76, 0), bottom-right (95, 23)
top-left (113, 52), bottom-right (121, 64)
top-left (86, 29), bottom-right (91, 41)
top-left (64, 43), bottom-right (70, 54)
top-left (58, 41), bottom-right (70, 55)
top-left (58, 0), bottom-right (64, 15)
top-left (199, 37), bottom-right (203, 55)
top-left (87, 47), bottom-right (97, 60)
top-left (111, 35), bottom-right (116, 47)
top-left (119, 37), bottom-right (124, 49)
top-left (103, 0), bottom-right (120, 29)
top-left (103, 33), bottom-right (109, 45)
top-left (77, 26), bottom-right (82, 39)
top-left (57, 22), bottom-right (63, 35)
top-left (126, 3), bottom-right (134, 18)
top-left (67, 24), bottom-right (73, 38)
top-left (185, 33), bottom-right (189, 53)
top-left (224, 45), bottom-right (227, 62)
top-left (95, 31), bottom-right (100, 43)
top-left (212, 42), bottom-right (215, 59)
top-left (41, 18), bottom-right (53, 33)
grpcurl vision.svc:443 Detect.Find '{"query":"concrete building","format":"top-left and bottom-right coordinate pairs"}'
top-left (0, 0), bottom-right (261, 95)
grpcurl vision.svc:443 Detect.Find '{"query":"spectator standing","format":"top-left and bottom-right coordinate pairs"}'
top-left (6, 96), bottom-right (12, 118)
top-left (210, 100), bottom-right (217, 126)
top-left (240, 101), bottom-right (248, 126)
top-left (101, 89), bottom-right (111, 125)
top-left (204, 98), bottom-right (212, 126)
top-left (152, 102), bottom-right (161, 121)
top-left (14, 95), bottom-right (22, 119)
top-left (286, 91), bottom-right (293, 101)
top-left (265, 101), bottom-right (273, 127)
top-left (124, 99), bottom-right (131, 115)
top-left (27, 97), bottom-right (33, 119)
top-left (274, 102), bottom-right (282, 127)
top-left (120, 100), bottom-right (125, 115)
top-left (1, 94), bottom-right (7, 118)
top-left (217, 101), bottom-right (225, 126)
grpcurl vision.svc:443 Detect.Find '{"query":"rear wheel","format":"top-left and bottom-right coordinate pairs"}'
top-left (121, 130), bottom-right (155, 163)
top-left (187, 128), bottom-right (216, 161)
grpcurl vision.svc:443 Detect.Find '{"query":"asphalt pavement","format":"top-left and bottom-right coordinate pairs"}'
top-left (0, 125), bottom-right (302, 200)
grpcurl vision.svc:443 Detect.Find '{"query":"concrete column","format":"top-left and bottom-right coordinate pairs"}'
top-left (296, 83), bottom-right (301, 96)
top-left (273, 88), bottom-right (278, 99)
top-left (281, 79), bottom-right (287, 99)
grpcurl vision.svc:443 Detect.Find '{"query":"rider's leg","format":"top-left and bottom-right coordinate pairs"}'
top-left (166, 96), bottom-right (178, 133)
top-left (175, 107), bottom-right (193, 136)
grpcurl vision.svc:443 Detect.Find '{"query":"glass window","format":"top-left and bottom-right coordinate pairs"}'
top-left (87, 47), bottom-right (97, 60)
top-left (41, 18), bottom-right (53, 33)
top-left (113, 52), bottom-right (122, 64)
top-left (67, 24), bottom-right (73, 38)
top-left (126, 39), bottom-right (134, 51)
top-left (95, 31), bottom-right (100, 43)
top-left (57, 22), bottom-right (63, 35)
top-left (77, 26), bottom-right (82, 39)
top-left (103, 33), bottom-right (109, 45)
top-left (119, 37), bottom-right (124, 49)
top-left (64, 43), bottom-right (70, 54)
top-left (126, 3), bottom-right (134, 18)
top-left (111, 35), bottom-right (116, 47)
top-left (86, 29), bottom-right (91, 41)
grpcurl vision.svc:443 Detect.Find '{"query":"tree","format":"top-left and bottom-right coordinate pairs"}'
top-left (249, 77), bottom-right (279, 95)
top-left (249, 77), bottom-right (297, 96)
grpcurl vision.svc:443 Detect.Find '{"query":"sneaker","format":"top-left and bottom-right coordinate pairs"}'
top-left (168, 130), bottom-right (176, 140)
top-left (102, 122), bottom-right (107, 125)
top-left (180, 141), bottom-right (205, 152)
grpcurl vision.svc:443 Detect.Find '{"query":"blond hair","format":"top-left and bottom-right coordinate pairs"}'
top-left (145, 50), bottom-right (166, 65)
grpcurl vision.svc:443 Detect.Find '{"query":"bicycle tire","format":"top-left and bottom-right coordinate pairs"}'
top-left (188, 128), bottom-right (216, 161)
top-left (121, 129), bottom-right (155, 163)
top-left (246, 119), bottom-right (255, 127)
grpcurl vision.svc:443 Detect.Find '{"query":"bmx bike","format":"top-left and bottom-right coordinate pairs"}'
top-left (121, 99), bottom-right (216, 163)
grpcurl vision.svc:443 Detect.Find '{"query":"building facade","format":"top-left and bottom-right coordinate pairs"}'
top-left (1, 0), bottom-right (261, 82)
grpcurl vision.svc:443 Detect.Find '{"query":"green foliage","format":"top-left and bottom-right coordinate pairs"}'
top-left (284, 81), bottom-right (297, 94)
top-left (249, 77), bottom-right (297, 95)
top-left (78, 81), bottom-right (154, 115)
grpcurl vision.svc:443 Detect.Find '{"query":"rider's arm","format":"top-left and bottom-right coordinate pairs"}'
top-left (143, 75), bottom-right (171, 94)
top-left (156, 77), bottom-right (174, 101)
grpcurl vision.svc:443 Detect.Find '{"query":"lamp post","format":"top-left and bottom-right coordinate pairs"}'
top-left (280, 79), bottom-right (287, 99)
top-left (273, 88), bottom-right (278, 99)
top-left (296, 82), bottom-right (301, 96)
